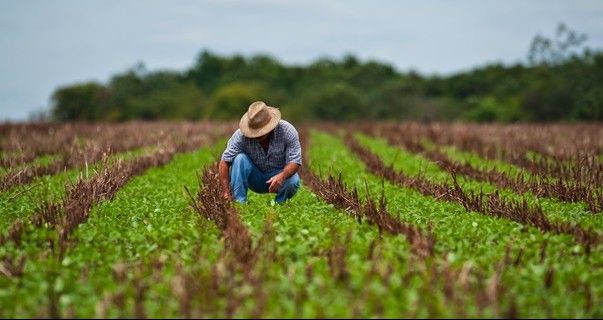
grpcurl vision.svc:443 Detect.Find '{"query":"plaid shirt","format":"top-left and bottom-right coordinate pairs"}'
top-left (221, 120), bottom-right (302, 173)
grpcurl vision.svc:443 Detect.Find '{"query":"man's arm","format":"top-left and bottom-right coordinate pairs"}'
top-left (266, 162), bottom-right (300, 193)
top-left (219, 130), bottom-right (244, 200)
top-left (219, 160), bottom-right (232, 200)
top-left (267, 122), bottom-right (303, 193)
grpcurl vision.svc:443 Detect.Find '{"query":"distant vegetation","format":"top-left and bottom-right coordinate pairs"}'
top-left (50, 24), bottom-right (602, 122)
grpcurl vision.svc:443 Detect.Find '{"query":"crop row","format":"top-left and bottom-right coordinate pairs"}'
top-left (72, 128), bottom-right (594, 317)
top-left (1, 125), bottom-right (601, 317)
top-left (0, 122), bottom-right (156, 167)
top-left (0, 122), bottom-right (232, 191)
top-left (1, 124), bottom-right (225, 249)
top-left (134, 132), bottom-right (518, 317)
top-left (5, 131), bottom-right (512, 317)
top-left (0, 123), bottom-right (233, 232)
top-left (299, 130), bottom-right (435, 258)
top-left (350, 131), bottom-right (603, 234)
top-left (0, 128), bottom-right (227, 317)
top-left (359, 125), bottom-right (602, 214)
top-left (348, 122), bottom-right (602, 187)
top-left (0, 122), bottom-right (221, 166)
top-left (310, 130), bottom-right (602, 315)
top-left (344, 133), bottom-right (599, 250)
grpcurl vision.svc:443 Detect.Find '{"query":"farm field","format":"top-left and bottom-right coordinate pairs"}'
top-left (0, 121), bottom-right (602, 318)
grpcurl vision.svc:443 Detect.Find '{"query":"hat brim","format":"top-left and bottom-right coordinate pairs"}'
top-left (239, 107), bottom-right (281, 138)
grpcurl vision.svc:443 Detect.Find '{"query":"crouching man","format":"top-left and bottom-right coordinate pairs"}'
top-left (219, 101), bottom-right (301, 204)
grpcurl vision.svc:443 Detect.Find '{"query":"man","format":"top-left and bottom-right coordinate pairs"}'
top-left (219, 101), bottom-right (302, 204)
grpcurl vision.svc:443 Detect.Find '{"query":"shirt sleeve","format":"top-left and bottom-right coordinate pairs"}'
top-left (284, 124), bottom-right (302, 165)
top-left (221, 130), bottom-right (244, 163)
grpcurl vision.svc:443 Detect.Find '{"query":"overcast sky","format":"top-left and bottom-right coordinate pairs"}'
top-left (1, 0), bottom-right (602, 121)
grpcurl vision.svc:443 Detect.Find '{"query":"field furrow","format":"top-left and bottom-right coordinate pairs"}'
top-left (309, 130), bottom-right (602, 317)
top-left (0, 147), bottom-right (149, 233)
top-left (0, 123), bottom-right (231, 234)
top-left (1, 122), bottom-right (601, 318)
top-left (0, 137), bottom-right (223, 317)
top-left (0, 122), bottom-right (231, 190)
top-left (352, 122), bottom-right (603, 187)
top-left (369, 130), bottom-right (602, 213)
top-left (354, 133), bottom-right (603, 231)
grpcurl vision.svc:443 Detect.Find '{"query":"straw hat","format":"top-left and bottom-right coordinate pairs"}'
top-left (239, 101), bottom-right (281, 138)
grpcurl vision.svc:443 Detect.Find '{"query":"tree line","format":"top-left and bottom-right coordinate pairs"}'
top-left (50, 24), bottom-right (602, 122)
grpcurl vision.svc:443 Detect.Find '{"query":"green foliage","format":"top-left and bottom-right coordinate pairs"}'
top-left (204, 82), bottom-right (266, 120)
top-left (50, 25), bottom-right (603, 122)
top-left (302, 82), bottom-right (366, 121)
top-left (357, 132), bottom-right (603, 230)
top-left (0, 148), bottom-right (148, 232)
top-left (126, 81), bottom-right (205, 120)
top-left (462, 96), bottom-right (524, 122)
top-left (0, 143), bottom-right (223, 317)
top-left (1, 130), bottom-right (602, 317)
top-left (51, 82), bottom-right (110, 121)
top-left (310, 131), bottom-right (603, 317)
top-left (573, 86), bottom-right (603, 120)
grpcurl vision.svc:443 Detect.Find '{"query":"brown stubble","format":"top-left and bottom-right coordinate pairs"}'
top-left (0, 121), bottom-right (235, 191)
top-left (184, 163), bottom-right (270, 318)
top-left (302, 128), bottom-right (520, 317)
top-left (299, 128), bottom-right (436, 259)
top-left (368, 122), bottom-right (601, 193)
top-left (0, 123), bottom-right (228, 317)
top-left (357, 123), bottom-right (603, 213)
top-left (343, 132), bottom-right (600, 251)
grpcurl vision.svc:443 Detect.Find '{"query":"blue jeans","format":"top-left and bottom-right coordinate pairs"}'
top-left (230, 153), bottom-right (300, 204)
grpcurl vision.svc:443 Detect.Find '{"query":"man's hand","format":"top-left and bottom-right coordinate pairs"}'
top-left (266, 173), bottom-right (286, 193)
top-left (222, 189), bottom-right (232, 201)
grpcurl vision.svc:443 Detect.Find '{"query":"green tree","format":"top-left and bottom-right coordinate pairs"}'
top-left (49, 24), bottom-right (602, 123)
top-left (126, 82), bottom-right (206, 120)
top-left (205, 83), bottom-right (266, 120)
top-left (573, 87), bottom-right (603, 120)
top-left (51, 82), bottom-right (109, 121)
top-left (303, 83), bottom-right (365, 121)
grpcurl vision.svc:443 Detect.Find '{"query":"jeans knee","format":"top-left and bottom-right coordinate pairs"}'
top-left (284, 174), bottom-right (300, 192)
top-left (232, 153), bottom-right (251, 167)
top-left (230, 154), bottom-right (253, 182)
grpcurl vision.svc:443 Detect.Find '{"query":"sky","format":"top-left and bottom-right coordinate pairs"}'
top-left (1, 0), bottom-right (602, 121)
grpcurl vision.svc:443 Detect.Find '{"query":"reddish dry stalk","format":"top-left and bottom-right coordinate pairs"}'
top-left (0, 123), bottom-right (231, 250)
top-left (347, 122), bottom-right (603, 189)
top-left (0, 122), bottom-right (227, 167)
top-left (186, 163), bottom-right (268, 317)
top-left (302, 129), bottom-right (573, 317)
top-left (55, 148), bottom-right (176, 251)
top-left (343, 134), bottom-right (600, 250)
top-left (299, 129), bottom-right (436, 259)
top-left (358, 126), bottom-right (603, 214)
top-left (0, 131), bottom-right (222, 263)
top-left (1, 122), bottom-right (234, 191)
top-left (422, 144), bottom-right (601, 213)
top-left (189, 164), bottom-right (257, 271)
top-left (31, 147), bottom-right (174, 255)
top-left (0, 131), bottom-right (217, 315)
